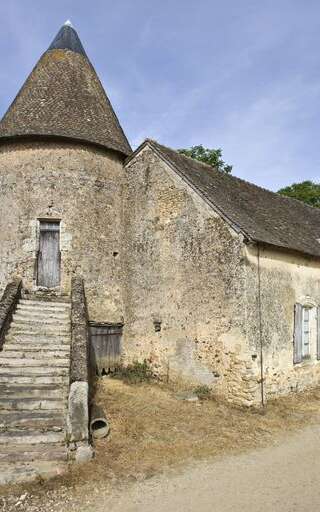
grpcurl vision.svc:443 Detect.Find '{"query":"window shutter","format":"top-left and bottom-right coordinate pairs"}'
top-left (317, 306), bottom-right (320, 360)
top-left (293, 303), bottom-right (303, 364)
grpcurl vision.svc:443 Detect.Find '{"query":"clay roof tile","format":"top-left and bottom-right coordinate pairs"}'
top-left (0, 23), bottom-right (131, 157)
top-left (133, 139), bottom-right (320, 258)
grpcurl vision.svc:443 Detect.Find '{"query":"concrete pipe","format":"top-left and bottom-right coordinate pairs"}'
top-left (90, 403), bottom-right (110, 439)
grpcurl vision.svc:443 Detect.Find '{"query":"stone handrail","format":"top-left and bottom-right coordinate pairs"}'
top-left (67, 275), bottom-right (93, 461)
top-left (0, 280), bottom-right (22, 350)
top-left (70, 276), bottom-right (90, 384)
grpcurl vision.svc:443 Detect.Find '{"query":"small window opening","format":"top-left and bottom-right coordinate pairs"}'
top-left (153, 320), bottom-right (162, 332)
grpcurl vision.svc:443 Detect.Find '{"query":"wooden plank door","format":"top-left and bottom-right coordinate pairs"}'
top-left (90, 324), bottom-right (122, 375)
top-left (37, 221), bottom-right (61, 288)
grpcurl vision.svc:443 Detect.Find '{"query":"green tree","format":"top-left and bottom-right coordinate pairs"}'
top-left (178, 145), bottom-right (232, 173)
top-left (278, 181), bottom-right (320, 208)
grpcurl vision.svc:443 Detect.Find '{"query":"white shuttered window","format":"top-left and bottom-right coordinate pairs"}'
top-left (302, 307), bottom-right (311, 358)
top-left (293, 304), bottom-right (319, 364)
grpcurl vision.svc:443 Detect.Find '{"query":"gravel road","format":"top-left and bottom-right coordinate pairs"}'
top-left (2, 424), bottom-right (320, 511)
top-left (99, 424), bottom-right (320, 512)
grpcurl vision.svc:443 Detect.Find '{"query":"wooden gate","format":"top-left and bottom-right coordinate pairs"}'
top-left (90, 323), bottom-right (123, 375)
top-left (37, 221), bottom-right (61, 288)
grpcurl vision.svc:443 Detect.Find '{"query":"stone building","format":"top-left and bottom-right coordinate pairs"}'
top-left (1, 21), bottom-right (320, 414)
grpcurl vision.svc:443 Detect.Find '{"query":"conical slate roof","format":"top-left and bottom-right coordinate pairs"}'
top-left (0, 22), bottom-right (131, 156)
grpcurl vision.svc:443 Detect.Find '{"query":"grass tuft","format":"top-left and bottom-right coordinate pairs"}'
top-left (193, 384), bottom-right (212, 400)
top-left (111, 360), bottom-right (154, 384)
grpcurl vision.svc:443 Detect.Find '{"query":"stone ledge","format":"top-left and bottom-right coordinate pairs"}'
top-left (0, 280), bottom-right (22, 349)
top-left (68, 276), bottom-right (92, 459)
top-left (67, 381), bottom-right (89, 443)
top-left (70, 276), bottom-right (89, 384)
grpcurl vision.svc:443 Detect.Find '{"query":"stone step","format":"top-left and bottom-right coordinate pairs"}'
top-left (16, 313), bottom-right (69, 320)
top-left (10, 324), bottom-right (70, 335)
top-left (16, 301), bottom-right (71, 313)
top-left (12, 310), bottom-right (70, 322)
top-left (0, 443), bottom-right (67, 463)
top-left (5, 330), bottom-right (71, 344)
top-left (0, 294), bottom-right (71, 487)
top-left (0, 384), bottom-right (68, 399)
top-left (0, 410), bottom-right (65, 430)
top-left (0, 398), bottom-right (66, 411)
top-left (5, 333), bottom-right (71, 344)
top-left (9, 331), bottom-right (71, 340)
top-left (19, 299), bottom-right (70, 308)
top-left (0, 460), bottom-right (68, 485)
top-left (0, 429), bottom-right (65, 444)
top-left (19, 299), bottom-right (70, 305)
top-left (3, 344), bottom-right (70, 354)
top-left (22, 294), bottom-right (70, 300)
top-left (0, 366), bottom-right (69, 376)
top-left (0, 368), bottom-right (69, 386)
top-left (0, 357), bottom-right (69, 367)
top-left (13, 314), bottom-right (70, 323)
top-left (2, 350), bottom-right (70, 360)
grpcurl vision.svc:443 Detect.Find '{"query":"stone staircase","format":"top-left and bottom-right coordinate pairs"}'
top-left (0, 296), bottom-right (71, 485)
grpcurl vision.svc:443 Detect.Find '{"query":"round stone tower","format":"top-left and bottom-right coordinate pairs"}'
top-left (0, 22), bottom-right (131, 322)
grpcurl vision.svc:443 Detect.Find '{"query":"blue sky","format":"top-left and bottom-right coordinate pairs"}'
top-left (0, 1), bottom-right (319, 190)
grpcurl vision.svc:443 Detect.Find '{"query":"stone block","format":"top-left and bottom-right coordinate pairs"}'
top-left (67, 381), bottom-right (89, 443)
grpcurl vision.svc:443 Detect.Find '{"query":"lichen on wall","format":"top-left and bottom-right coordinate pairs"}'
top-left (3, 139), bottom-right (318, 407)
top-left (123, 146), bottom-right (261, 405)
top-left (0, 140), bottom-right (125, 323)
top-left (244, 244), bottom-right (320, 400)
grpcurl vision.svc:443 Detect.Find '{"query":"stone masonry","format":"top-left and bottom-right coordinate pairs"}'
top-left (1, 22), bottom-right (320, 412)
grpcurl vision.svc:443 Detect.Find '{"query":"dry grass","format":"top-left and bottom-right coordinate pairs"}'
top-left (2, 377), bottom-right (320, 504)
top-left (85, 377), bottom-right (320, 482)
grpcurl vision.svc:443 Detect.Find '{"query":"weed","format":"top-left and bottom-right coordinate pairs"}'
top-left (112, 360), bottom-right (153, 384)
top-left (194, 384), bottom-right (212, 400)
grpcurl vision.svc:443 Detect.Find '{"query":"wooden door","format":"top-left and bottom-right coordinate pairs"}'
top-left (37, 221), bottom-right (61, 288)
top-left (90, 324), bottom-right (122, 375)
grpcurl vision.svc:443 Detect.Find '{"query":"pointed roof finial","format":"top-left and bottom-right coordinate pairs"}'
top-left (48, 21), bottom-right (86, 56)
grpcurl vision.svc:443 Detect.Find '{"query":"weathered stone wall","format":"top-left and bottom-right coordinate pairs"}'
top-left (4, 139), bottom-right (317, 406)
top-left (124, 147), bottom-right (261, 405)
top-left (0, 140), bottom-right (124, 323)
top-left (245, 244), bottom-right (320, 400)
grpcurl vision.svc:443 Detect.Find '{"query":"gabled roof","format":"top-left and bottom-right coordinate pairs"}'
top-left (127, 139), bottom-right (320, 258)
top-left (0, 23), bottom-right (131, 157)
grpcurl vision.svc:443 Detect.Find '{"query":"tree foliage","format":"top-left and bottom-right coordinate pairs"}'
top-left (278, 180), bottom-right (320, 208)
top-left (178, 145), bottom-right (232, 173)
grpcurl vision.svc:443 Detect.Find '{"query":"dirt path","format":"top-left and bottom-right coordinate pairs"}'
top-left (2, 382), bottom-right (320, 511)
top-left (92, 424), bottom-right (320, 512)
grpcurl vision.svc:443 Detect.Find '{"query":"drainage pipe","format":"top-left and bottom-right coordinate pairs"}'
top-left (90, 404), bottom-right (109, 439)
